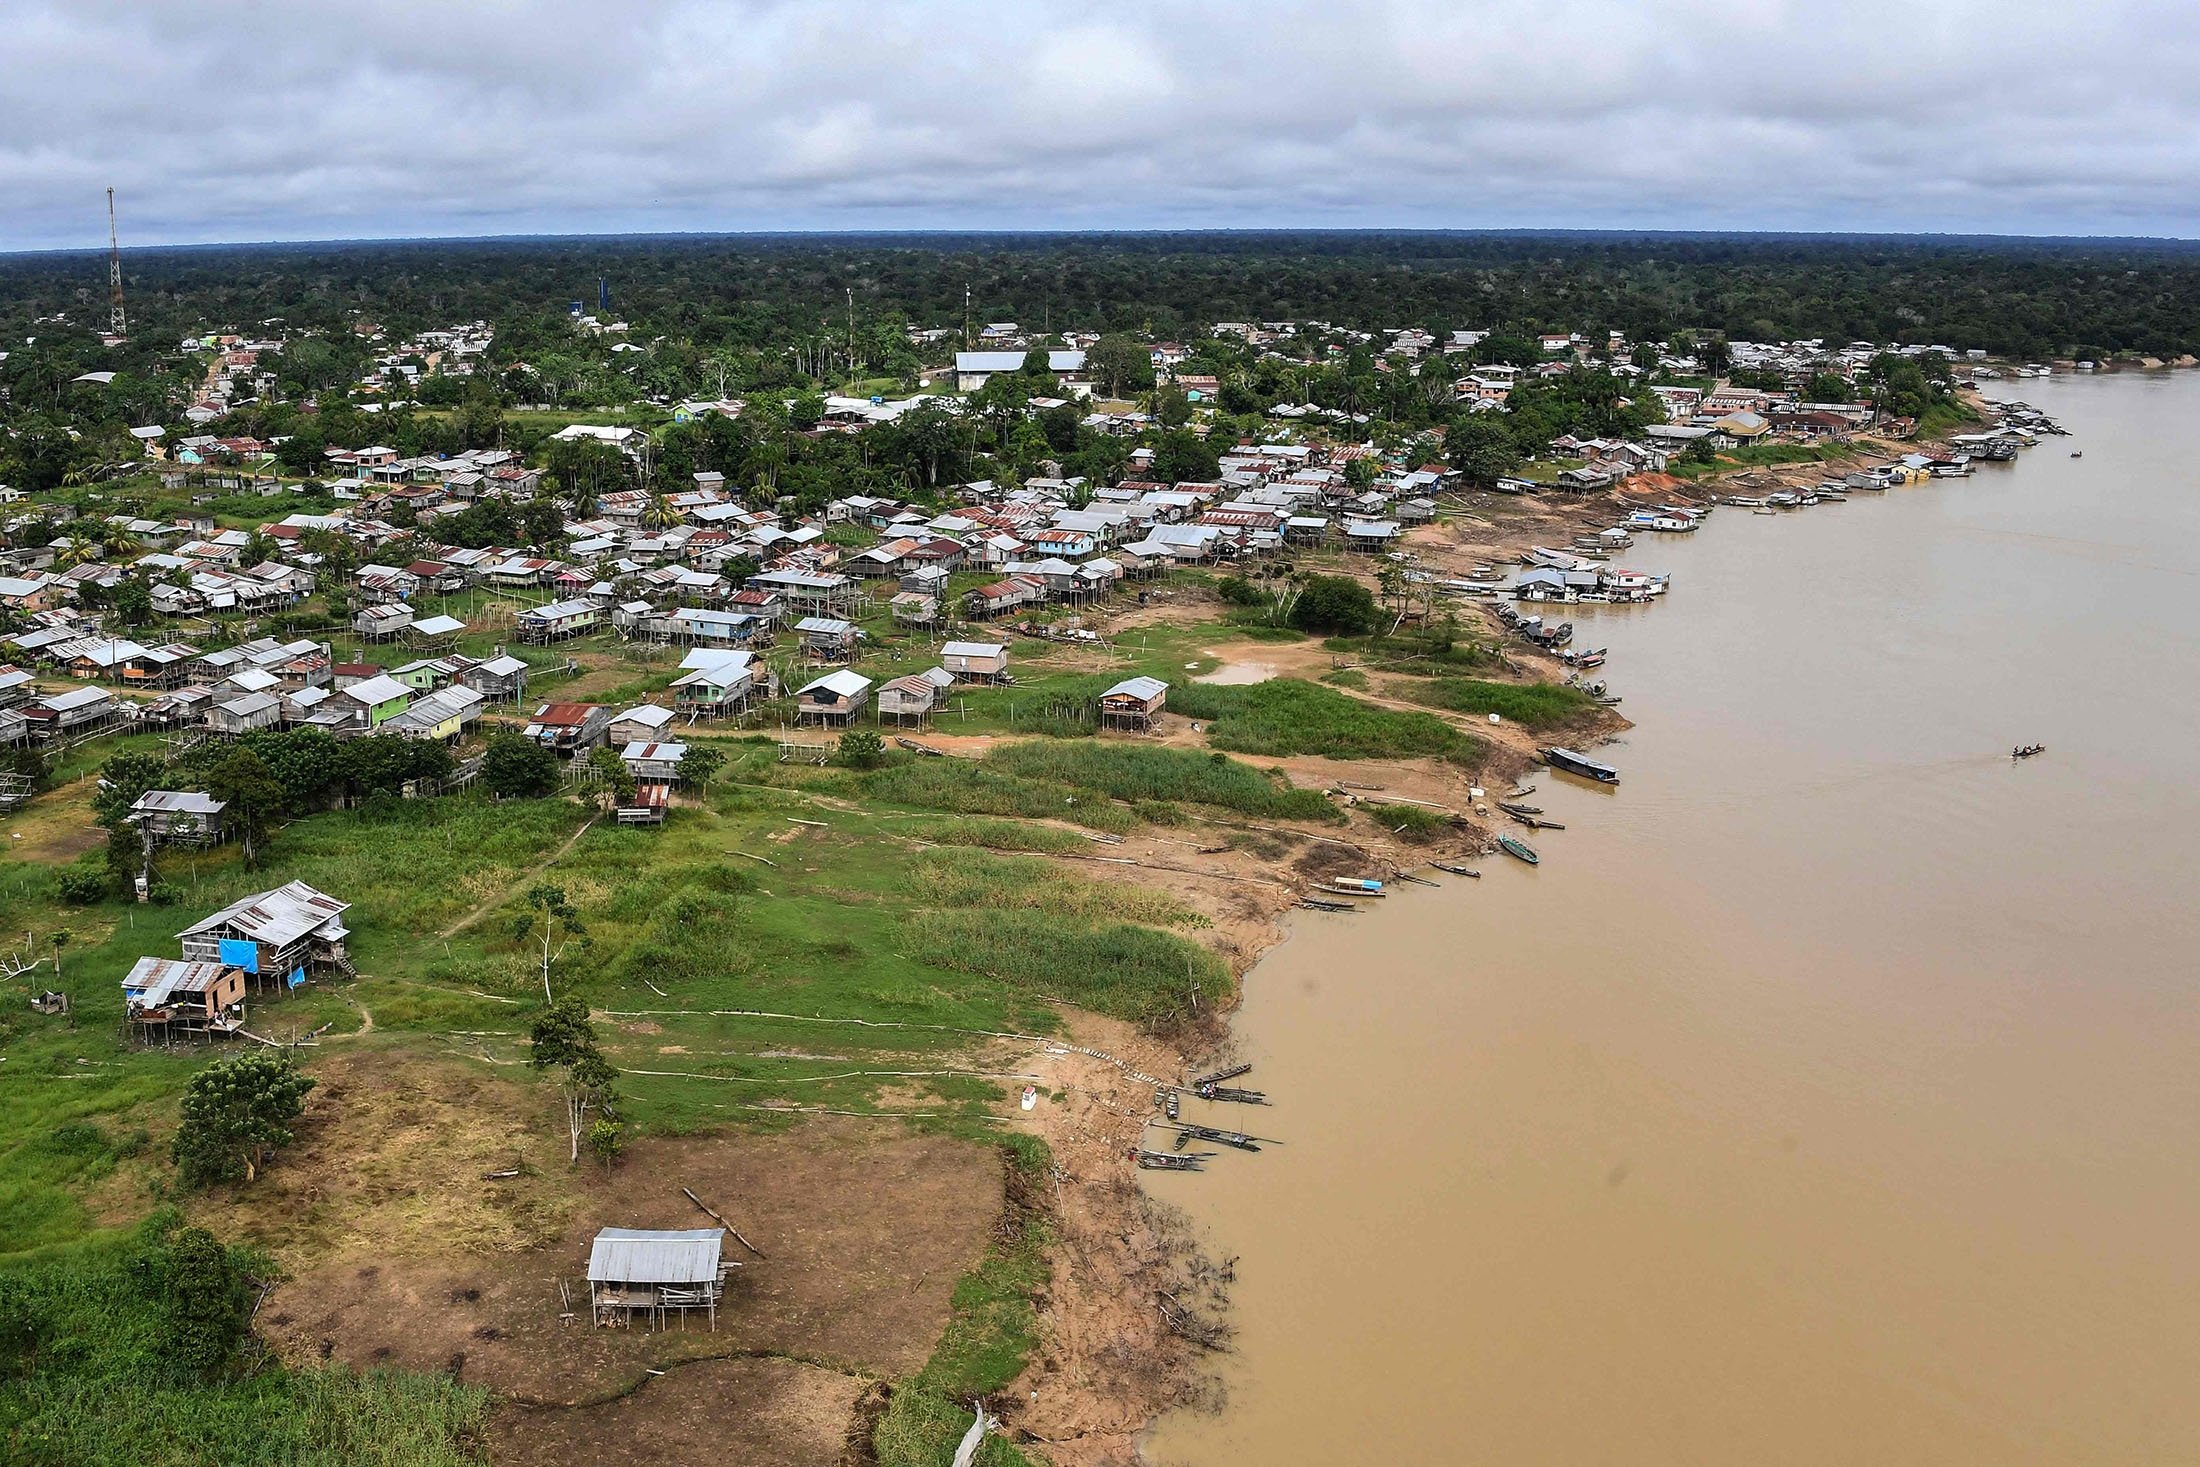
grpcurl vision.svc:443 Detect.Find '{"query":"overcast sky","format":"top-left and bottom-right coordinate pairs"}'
top-left (4, 0), bottom-right (2195, 251)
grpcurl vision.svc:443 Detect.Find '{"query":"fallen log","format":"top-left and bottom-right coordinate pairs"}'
top-left (682, 1185), bottom-right (767, 1260)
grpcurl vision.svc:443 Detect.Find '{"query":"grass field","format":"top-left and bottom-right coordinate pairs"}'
top-left (1392, 676), bottom-right (1599, 731)
top-left (1168, 677), bottom-right (1487, 765)
top-left (0, 749), bottom-right (1264, 1459)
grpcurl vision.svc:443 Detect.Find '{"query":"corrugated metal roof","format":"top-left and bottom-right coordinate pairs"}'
top-left (178, 879), bottom-right (350, 947)
top-left (587, 1227), bottom-right (723, 1284)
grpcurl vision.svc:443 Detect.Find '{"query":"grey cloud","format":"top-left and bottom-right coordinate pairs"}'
top-left (1, 0), bottom-right (2195, 249)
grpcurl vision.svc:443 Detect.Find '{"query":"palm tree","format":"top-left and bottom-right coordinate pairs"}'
top-left (640, 493), bottom-right (680, 531)
top-left (51, 528), bottom-right (103, 569)
top-left (97, 522), bottom-right (142, 559)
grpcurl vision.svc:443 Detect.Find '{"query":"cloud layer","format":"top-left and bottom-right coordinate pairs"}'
top-left (4, 0), bottom-right (2196, 249)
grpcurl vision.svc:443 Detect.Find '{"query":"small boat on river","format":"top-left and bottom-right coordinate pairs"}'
top-left (1433, 863), bottom-right (1481, 878)
top-left (2012, 744), bottom-right (2047, 759)
top-left (1541, 746), bottom-right (1621, 784)
top-left (1135, 1149), bottom-right (1213, 1172)
top-left (1497, 800), bottom-right (1543, 816)
top-left (1497, 834), bottom-right (1540, 865)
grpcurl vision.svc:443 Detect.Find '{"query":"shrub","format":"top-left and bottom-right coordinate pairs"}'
top-left (57, 861), bottom-right (110, 905)
top-left (1290, 575), bottom-right (1379, 635)
top-left (1215, 575), bottom-right (1265, 606)
top-left (839, 728), bottom-right (885, 768)
top-left (481, 731), bottom-right (559, 799)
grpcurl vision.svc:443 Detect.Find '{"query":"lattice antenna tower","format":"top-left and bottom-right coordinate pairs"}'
top-left (106, 188), bottom-right (127, 339)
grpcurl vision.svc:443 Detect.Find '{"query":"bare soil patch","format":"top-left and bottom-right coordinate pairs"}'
top-left (487, 1355), bottom-right (862, 1467)
top-left (223, 1049), bottom-right (1001, 1424)
top-left (1003, 1013), bottom-right (1235, 1467)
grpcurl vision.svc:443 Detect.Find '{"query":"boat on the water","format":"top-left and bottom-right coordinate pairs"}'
top-left (1313, 882), bottom-right (1385, 898)
top-left (1542, 746), bottom-right (1621, 783)
top-left (2012, 744), bottom-right (2047, 759)
top-left (1299, 897), bottom-right (1358, 912)
top-left (1433, 863), bottom-right (1481, 878)
top-left (1497, 834), bottom-right (1540, 865)
top-left (1497, 800), bottom-right (1543, 816)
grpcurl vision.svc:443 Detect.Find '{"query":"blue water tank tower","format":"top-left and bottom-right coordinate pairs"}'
top-left (599, 278), bottom-right (611, 313)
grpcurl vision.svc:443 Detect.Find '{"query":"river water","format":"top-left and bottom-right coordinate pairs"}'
top-left (1144, 372), bottom-right (2200, 1466)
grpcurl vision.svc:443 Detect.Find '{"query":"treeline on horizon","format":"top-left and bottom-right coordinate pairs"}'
top-left (5, 231), bottom-right (2199, 362)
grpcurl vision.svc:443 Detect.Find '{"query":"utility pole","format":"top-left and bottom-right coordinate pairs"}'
top-left (847, 286), bottom-right (856, 391)
top-left (106, 188), bottom-right (127, 340)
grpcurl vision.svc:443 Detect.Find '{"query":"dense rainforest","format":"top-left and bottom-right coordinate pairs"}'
top-left (5, 230), bottom-right (2199, 363)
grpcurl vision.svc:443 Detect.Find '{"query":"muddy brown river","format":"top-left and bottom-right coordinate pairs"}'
top-left (1143, 372), bottom-right (2200, 1465)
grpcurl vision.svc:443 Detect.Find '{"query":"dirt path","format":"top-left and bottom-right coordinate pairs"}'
top-left (437, 813), bottom-right (599, 939)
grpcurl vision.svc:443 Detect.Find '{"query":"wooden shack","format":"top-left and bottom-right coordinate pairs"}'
top-left (122, 957), bottom-right (246, 1041)
top-left (352, 603), bottom-right (414, 641)
top-left (207, 690), bottom-right (282, 736)
top-left (793, 616), bottom-right (857, 664)
top-left (795, 670), bottom-right (873, 726)
top-left (940, 640), bottom-right (1009, 683)
top-left (177, 879), bottom-right (353, 988)
top-left (1098, 675), bottom-right (1168, 732)
top-left (586, 1227), bottom-right (733, 1330)
top-left (127, 790), bottom-right (226, 846)
top-left (523, 702), bottom-right (613, 756)
top-left (877, 668), bottom-right (953, 724)
top-left (608, 704), bottom-right (677, 747)
top-left (516, 597), bottom-right (601, 644)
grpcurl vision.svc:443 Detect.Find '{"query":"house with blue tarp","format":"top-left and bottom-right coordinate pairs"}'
top-left (177, 879), bottom-right (354, 991)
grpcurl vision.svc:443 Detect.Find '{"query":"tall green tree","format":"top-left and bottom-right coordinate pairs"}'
top-left (529, 995), bottom-right (618, 1164)
top-left (205, 747), bottom-right (285, 867)
top-left (172, 1052), bottom-right (317, 1187)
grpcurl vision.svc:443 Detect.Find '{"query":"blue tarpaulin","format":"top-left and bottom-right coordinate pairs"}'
top-left (217, 939), bottom-right (258, 973)
top-left (287, 966), bottom-right (305, 989)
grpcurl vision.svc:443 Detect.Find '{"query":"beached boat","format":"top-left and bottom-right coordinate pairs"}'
top-left (1393, 871), bottom-right (1440, 888)
top-left (1541, 746), bottom-right (1621, 783)
top-left (1326, 876), bottom-right (1385, 892)
top-left (1433, 863), bottom-right (1481, 878)
top-left (1497, 800), bottom-right (1543, 816)
top-left (1136, 1149), bottom-right (1212, 1172)
top-left (1314, 882), bottom-right (1385, 898)
top-left (1298, 897), bottom-right (1358, 913)
top-left (1497, 834), bottom-right (1540, 865)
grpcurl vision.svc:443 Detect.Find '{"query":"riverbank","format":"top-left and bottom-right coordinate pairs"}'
top-left (987, 413), bottom-right (2017, 1465)
top-left (1124, 376), bottom-right (2200, 1467)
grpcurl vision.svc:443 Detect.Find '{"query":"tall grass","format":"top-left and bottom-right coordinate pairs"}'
top-left (986, 739), bottom-right (1341, 821)
top-left (859, 760), bottom-right (1137, 834)
top-left (1397, 677), bottom-right (1598, 731)
top-left (1167, 678), bottom-right (1484, 765)
top-left (915, 818), bottom-right (1091, 855)
top-left (905, 910), bottom-right (1230, 1024)
top-left (908, 848), bottom-right (1199, 928)
top-left (0, 1221), bottom-right (489, 1465)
